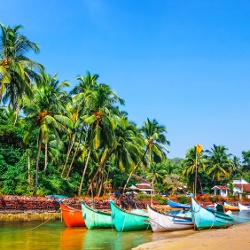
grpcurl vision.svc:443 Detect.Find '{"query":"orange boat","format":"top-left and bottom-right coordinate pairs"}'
top-left (60, 202), bottom-right (86, 227)
top-left (223, 202), bottom-right (240, 212)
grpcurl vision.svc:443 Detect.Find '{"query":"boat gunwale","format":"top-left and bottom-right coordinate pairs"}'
top-left (59, 202), bottom-right (82, 213)
top-left (110, 201), bottom-right (149, 218)
top-left (148, 204), bottom-right (193, 221)
top-left (81, 202), bottom-right (111, 216)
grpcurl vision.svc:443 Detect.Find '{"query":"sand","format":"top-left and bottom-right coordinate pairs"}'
top-left (132, 223), bottom-right (250, 250)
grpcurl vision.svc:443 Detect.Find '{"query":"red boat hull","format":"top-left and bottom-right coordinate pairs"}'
top-left (60, 203), bottom-right (86, 227)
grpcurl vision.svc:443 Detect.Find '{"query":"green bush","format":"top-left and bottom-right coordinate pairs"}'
top-left (158, 199), bottom-right (167, 205)
top-left (154, 194), bottom-right (162, 200)
top-left (136, 193), bottom-right (151, 199)
top-left (179, 196), bottom-right (188, 204)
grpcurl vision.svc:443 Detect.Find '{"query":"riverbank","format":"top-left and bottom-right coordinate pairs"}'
top-left (132, 222), bottom-right (250, 250)
top-left (0, 211), bottom-right (61, 221)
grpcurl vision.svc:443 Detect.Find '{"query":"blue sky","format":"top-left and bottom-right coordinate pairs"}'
top-left (1, 0), bottom-right (250, 159)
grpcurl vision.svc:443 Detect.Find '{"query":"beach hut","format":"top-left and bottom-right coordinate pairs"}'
top-left (130, 175), bottom-right (154, 194)
top-left (233, 178), bottom-right (250, 199)
top-left (211, 185), bottom-right (229, 197)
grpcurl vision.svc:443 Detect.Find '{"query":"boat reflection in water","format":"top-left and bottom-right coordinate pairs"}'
top-left (61, 226), bottom-right (152, 250)
top-left (60, 227), bottom-right (87, 249)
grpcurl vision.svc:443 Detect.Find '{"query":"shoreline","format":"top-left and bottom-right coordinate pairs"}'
top-left (0, 211), bottom-right (61, 221)
top-left (132, 222), bottom-right (250, 250)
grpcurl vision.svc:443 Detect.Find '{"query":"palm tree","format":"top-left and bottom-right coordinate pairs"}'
top-left (23, 72), bottom-right (72, 195)
top-left (141, 118), bottom-right (169, 167)
top-left (146, 162), bottom-right (167, 193)
top-left (0, 105), bottom-right (16, 125)
top-left (123, 118), bottom-right (169, 193)
top-left (181, 146), bottom-right (205, 192)
top-left (106, 115), bottom-right (145, 195)
top-left (241, 150), bottom-right (250, 172)
top-left (0, 23), bottom-right (43, 122)
top-left (61, 72), bottom-right (99, 177)
top-left (113, 116), bottom-right (145, 172)
top-left (78, 82), bottom-right (124, 195)
top-left (61, 105), bottom-right (81, 177)
top-left (205, 144), bottom-right (234, 184)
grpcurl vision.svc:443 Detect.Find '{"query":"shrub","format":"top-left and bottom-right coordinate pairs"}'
top-left (154, 194), bottom-right (162, 200)
top-left (179, 196), bottom-right (188, 204)
top-left (158, 199), bottom-right (167, 205)
top-left (136, 193), bottom-right (151, 199)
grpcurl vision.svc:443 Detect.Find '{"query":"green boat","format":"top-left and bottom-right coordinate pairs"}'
top-left (191, 198), bottom-right (234, 230)
top-left (110, 200), bottom-right (150, 232)
top-left (81, 202), bottom-right (113, 230)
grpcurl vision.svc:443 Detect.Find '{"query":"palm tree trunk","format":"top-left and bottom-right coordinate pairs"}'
top-left (87, 164), bottom-right (104, 195)
top-left (34, 136), bottom-right (42, 195)
top-left (78, 149), bottom-right (91, 196)
top-left (66, 132), bottom-right (83, 178)
top-left (13, 104), bottom-right (20, 126)
top-left (87, 148), bottom-right (111, 194)
top-left (150, 176), bottom-right (155, 205)
top-left (97, 166), bottom-right (106, 197)
top-left (103, 165), bottom-right (110, 196)
top-left (44, 141), bottom-right (48, 172)
top-left (197, 173), bottom-right (203, 192)
top-left (61, 134), bottom-right (75, 177)
top-left (0, 85), bottom-right (2, 104)
top-left (27, 150), bottom-right (32, 186)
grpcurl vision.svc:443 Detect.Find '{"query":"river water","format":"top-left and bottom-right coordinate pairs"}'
top-left (0, 211), bottom-right (249, 250)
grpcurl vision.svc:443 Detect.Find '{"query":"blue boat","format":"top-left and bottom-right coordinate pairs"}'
top-left (167, 199), bottom-right (191, 209)
top-left (191, 198), bottom-right (234, 230)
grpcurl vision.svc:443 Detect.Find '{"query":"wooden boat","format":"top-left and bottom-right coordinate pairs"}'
top-left (81, 202), bottom-right (113, 229)
top-left (167, 199), bottom-right (191, 209)
top-left (223, 201), bottom-right (240, 212)
top-left (147, 205), bottom-right (193, 232)
top-left (191, 198), bottom-right (234, 230)
top-left (238, 202), bottom-right (250, 211)
top-left (59, 201), bottom-right (86, 227)
top-left (110, 200), bottom-right (150, 232)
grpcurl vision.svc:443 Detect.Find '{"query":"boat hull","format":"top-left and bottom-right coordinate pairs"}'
top-left (60, 203), bottom-right (86, 227)
top-left (238, 202), bottom-right (250, 211)
top-left (110, 201), bottom-right (150, 232)
top-left (191, 198), bottom-right (234, 230)
top-left (81, 202), bottom-right (113, 230)
top-left (224, 202), bottom-right (240, 212)
top-left (147, 205), bottom-right (193, 232)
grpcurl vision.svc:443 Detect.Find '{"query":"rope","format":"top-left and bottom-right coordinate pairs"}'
top-left (27, 218), bottom-right (52, 230)
top-left (0, 218), bottom-right (52, 234)
top-left (121, 212), bottom-right (126, 232)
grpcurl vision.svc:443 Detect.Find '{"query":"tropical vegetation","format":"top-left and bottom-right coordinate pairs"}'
top-left (1, 23), bottom-right (249, 198)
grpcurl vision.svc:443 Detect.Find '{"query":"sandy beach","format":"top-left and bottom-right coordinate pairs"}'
top-left (132, 223), bottom-right (250, 250)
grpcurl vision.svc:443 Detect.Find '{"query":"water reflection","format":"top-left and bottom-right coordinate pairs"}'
top-left (61, 227), bottom-right (87, 250)
top-left (233, 211), bottom-right (250, 224)
top-left (61, 227), bottom-right (153, 250)
top-left (1, 212), bottom-right (250, 250)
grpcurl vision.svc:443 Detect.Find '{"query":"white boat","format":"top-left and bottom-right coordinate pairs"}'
top-left (147, 205), bottom-right (193, 232)
top-left (238, 202), bottom-right (250, 211)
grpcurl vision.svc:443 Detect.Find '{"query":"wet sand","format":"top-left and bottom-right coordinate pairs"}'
top-left (132, 223), bottom-right (250, 250)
